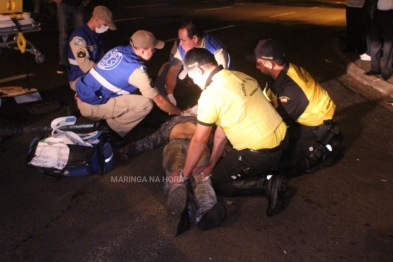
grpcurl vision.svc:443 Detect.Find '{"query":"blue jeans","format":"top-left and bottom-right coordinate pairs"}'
top-left (57, 2), bottom-right (85, 65)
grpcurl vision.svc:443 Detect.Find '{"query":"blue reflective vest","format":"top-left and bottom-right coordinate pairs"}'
top-left (67, 24), bottom-right (103, 82)
top-left (76, 45), bottom-right (144, 105)
top-left (177, 33), bottom-right (233, 69)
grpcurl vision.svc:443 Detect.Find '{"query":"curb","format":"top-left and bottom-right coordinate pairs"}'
top-left (333, 38), bottom-right (393, 99)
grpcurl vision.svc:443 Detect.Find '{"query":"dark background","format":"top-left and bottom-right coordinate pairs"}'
top-left (1, 1), bottom-right (392, 261)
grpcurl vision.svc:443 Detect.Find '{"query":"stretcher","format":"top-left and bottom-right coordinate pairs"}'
top-left (0, 12), bottom-right (45, 64)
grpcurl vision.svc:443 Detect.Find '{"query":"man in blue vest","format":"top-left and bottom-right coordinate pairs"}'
top-left (75, 30), bottom-right (185, 139)
top-left (155, 20), bottom-right (233, 106)
top-left (67, 6), bottom-right (116, 91)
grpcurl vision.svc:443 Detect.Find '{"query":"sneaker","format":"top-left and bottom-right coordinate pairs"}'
top-left (382, 73), bottom-right (392, 81)
top-left (57, 64), bottom-right (67, 74)
top-left (365, 70), bottom-right (381, 76)
top-left (166, 186), bottom-right (190, 236)
top-left (197, 202), bottom-right (226, 231)
top-left (359, 53), bottom-right (371, 61)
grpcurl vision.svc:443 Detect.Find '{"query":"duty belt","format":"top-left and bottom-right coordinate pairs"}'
top-left (248, 144), bottom-right (281, 154)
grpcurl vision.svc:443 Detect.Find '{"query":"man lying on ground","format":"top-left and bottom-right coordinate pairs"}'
top-left (118, 116), bottom-right (226, 236)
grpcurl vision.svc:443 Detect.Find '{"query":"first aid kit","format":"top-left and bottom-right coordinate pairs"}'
top-left (26, 116), bottom-right (114, 178)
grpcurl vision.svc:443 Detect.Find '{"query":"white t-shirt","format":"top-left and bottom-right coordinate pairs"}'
top-left (377, 0), bottom-right (393, 10)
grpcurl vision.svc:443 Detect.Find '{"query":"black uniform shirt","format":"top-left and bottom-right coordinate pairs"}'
top-left (266, 62), bottom-right (309, 126)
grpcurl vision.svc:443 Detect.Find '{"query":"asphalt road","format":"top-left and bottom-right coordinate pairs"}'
top-left (1, 1), bottom-right (393, 261)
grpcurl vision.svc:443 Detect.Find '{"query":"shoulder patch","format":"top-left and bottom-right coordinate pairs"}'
top-left (140, 66), bottom-right (147, 73)
top-left (77, 49), bottom-right (87, 58)
top-left (75, 38), bottom-right (83, 46)
top-left (279, 96), bottom-right (290, 104)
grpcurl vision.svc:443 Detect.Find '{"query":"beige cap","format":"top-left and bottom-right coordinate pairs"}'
top-left (93, 6), bottom-right (116, 30)
top-left (130, 30), bottom-right (165, 49)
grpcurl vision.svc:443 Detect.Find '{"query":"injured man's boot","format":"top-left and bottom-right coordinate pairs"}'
top-left (191, 172), bottom-right (226, 231)
top-left (197, 202), bottom-right (226, 230)
top-left (166, 185), bottom-right (191, 237)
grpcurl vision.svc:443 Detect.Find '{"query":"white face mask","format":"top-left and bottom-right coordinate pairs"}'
top-left (95, 24), bottom-right (109, 34)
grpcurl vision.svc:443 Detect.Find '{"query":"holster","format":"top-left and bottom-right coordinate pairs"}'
top-left (314, 120), bottom-right (340, 145)
top-left (303, 139), bottom-right (326, 161)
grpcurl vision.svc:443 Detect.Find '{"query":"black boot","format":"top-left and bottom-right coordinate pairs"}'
top-left (197, 202), bottom-right (226, 231)
top-left (217, 175), bottom-right (287, 217)
top-left (264, 175), bottom-right (287, 217)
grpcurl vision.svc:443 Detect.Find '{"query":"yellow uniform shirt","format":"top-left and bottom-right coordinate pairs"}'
top-left (197, 69), bottom-right (286, 150)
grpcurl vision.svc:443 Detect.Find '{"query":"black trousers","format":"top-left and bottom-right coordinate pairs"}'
top-left (278, 123), bottom-right (316, 177)
top-left (345, 6), bottom-right (367, 53)
top-left (366, 9), bottom-right (393, 75)
top-left (210, 139), bottom-right (286, 195)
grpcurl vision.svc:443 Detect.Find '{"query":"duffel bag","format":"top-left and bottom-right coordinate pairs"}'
top-left (26, 116), bottom-right (114, 178)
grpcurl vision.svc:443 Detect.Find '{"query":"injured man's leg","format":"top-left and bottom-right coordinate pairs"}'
top-left (118, 116), bottom-right (197, 160)
top-left (163, 138), bottom-right (226, 237)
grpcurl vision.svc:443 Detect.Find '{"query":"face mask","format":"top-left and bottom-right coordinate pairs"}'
top-left (95, 24), bottom-right (109, 34)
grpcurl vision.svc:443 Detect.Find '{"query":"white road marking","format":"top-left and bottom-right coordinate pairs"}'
top-left (0, 74), bottom-right (35, 84)
top-left (270, 12), bottom-right (296, 18)
top-left (114, 17), bottom-right (144, 22)
top-left (164, 25), bottom-right (235, 42)
top-left (195, 6), bottom-right (233, 12)
top-left (205, 25), bottom-right (235, 33)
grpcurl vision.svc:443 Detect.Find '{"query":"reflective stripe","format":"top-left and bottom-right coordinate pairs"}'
top-left (89, 68), bottom-right (129, 95)
top-left (105, 153), bottom-right (114, 163)
top-left (68, 58), bottom-right (78, 66)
